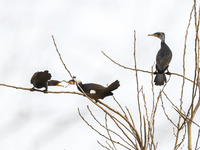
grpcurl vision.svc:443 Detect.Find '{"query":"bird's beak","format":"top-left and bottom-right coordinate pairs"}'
top-left (56, 82), bottom-right (63, 87)
top-left (148, 33), bottom-right (158, 37)
top-left (64, 80), bottom-right (75, 88)
top-left (67, 80), bottom-right (75, 85)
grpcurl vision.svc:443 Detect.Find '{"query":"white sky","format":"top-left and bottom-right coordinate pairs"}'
top-left (0, 0), bottom-right (199, 150)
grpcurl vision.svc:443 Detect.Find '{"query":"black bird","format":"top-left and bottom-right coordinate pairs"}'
top-left (30, 70), bottom-right (61, 92)
top-left (68, 76), bottom-right (120, 102)
top-left (148, 32), bottom-right (172, 86)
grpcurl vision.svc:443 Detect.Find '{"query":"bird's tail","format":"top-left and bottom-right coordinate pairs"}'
top-left (106, 80), bottom-right (120, 92)
top-left (154, 73), bottom-right (166, 86)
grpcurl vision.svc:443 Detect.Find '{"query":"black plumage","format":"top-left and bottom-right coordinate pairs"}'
top-left (148, 32), bottom-right (172, 86)
top-left (30, 70), bottom-right (61, 92)
top-left (68, 77), bottom-right (120, 102)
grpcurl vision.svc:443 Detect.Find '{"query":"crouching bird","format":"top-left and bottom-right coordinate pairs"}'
top-left (68, 76), bottom-right (120, 102)
top-left (30, 70), bottom-right (62, 93)
top-left (148, 32), bottom-right (172, 86)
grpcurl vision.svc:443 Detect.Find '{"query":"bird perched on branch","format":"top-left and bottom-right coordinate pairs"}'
top-left (67, 76), bottom-right (120, 102)
top-left (30, 70), bottom-right (62, 93)
top-left (148, 32), bottom-right (172, 86)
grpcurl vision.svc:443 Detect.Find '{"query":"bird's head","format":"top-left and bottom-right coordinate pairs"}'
top-left (67, 76), bottom-right (81, 85)
top-left (148, 32), bottom-right (165, 42)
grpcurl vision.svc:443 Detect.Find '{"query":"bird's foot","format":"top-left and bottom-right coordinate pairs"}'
top-left (153, 71), bottom-right (158, 75)
top-left (95, 99), bottom-right (99, 103)
top-left (30, 88), bottom-right (36, 91)
top-left (165, 71), bottom-right (171, 75)
top-left (43, 90), bottom-right (48, 93)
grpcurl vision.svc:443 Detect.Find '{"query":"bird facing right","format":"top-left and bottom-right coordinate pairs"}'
top-left (148, 32), bottom-right (172, 86)
top-left (30, 70), bottom-right (62, 93)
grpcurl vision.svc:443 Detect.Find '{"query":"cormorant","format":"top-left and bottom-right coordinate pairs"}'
top-left (148, 32), bottom-right (172, 86)
top-left (30, 70), bottom-right (61, 92)
top-left (68, 76), bottom-right (120, 102)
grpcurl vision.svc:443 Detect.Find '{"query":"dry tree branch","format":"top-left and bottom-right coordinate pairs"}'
top-left (106, 141), bottom-right (115, 150)
top-left (52, 35), bottom-right (74, 78)
top-left (187, 2), bottom-right (200, 150)
top-left (151, 75), bottom-right (171, 124)
top-left (101, 51), bottom-right (195, 84)
top-left (172, 106), bottom-right (200, 128)
top-left (173, 4), bottom-right (194, 150)
top-left (108, 116), bottom-right (139, 149)
top-left (190, 0), bottom-right (199, 120)
top-left (195, 129), bottom-right (200, 150)
top-left (179, 0), bottom-right (193, 127)
top-left (192, 4), bottom-right (200, 120)
top-left (78, 108), bottom-right (134, 150)
top-left (105, 113), bottom-right (117, 150)
top-left (149, 63), bottom-right (157, 150)
top-left (150, 63), bottom-right (156, 122)
top-left (132, 30), bottom-right (143, 148)
top-left (160, 95), bottom-right (177, 128)
top-left (86, 106), bottom-right (134, 149)
top-left (175, 124), bottom-right (187, 150)
top-left (125, 107), bottom-right (135, 128)
top-left (112, 96), bottom-right (128, 119)
top-left (0, 83), bottom-right (84, 95)
top-left (97, 141), bottom-right (111, 150)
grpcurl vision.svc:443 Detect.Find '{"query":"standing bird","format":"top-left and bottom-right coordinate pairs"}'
top-left (68, 76), bottom-right (120, 102)
top-left (148, 32), bottom-right (172, 86)
top-left (30, 70), bottom-right (62, 92)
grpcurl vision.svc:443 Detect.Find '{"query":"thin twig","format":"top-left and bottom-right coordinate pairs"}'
top-left (172, 106), bottom-right (200, 128)
top-left (0, 83), bottom-right (84, 95)
top-left (105, 113), bottom-right (117, 150)
top-left (101, 51), bottom-right (195, 84)
top-left (86, 106), bottom-right (134, 149)
top-left (132, 30), bottom-right (143, 149)
top-left (195, 129), bottom-right (200, 150)
top-left (78, 108), bottom-right (133, 149)
top-left (160, 95), bottom-right (177, 128)
top-left (112, 95), bottom-right (128, 119)
top-left (97, 141), bottom-right (111, 150)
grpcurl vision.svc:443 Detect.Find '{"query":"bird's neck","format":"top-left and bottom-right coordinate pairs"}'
top-left (76, 82), bottom-right (83, 92)
top-left (161, 39), bottom-right (165, 43)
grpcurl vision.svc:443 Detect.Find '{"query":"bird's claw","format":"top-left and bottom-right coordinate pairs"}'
top-left (153, 71), bottom-right (158, 75)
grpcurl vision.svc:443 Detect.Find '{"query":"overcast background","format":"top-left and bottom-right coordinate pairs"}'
top-left (0, 0), bottom-right (199, 150)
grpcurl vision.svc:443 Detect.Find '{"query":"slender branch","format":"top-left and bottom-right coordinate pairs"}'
top-left (0, 83), bottom-right (84, 95)
top-left (78, 108), bottom-right (133, 149)
top-left (172, 106), bottom-right (200, 128)
top-left (160, 95), bottom-right (177, 128)
top-left (101, 51), bottom-right (195, 84)
top-left (52, 35), bottom-right (74, 78)
top-left (195, 129), bottom-right (200, 150)
top-left (133, 30), bottom-right (143, 149)
top-left (86, 106), bottom-right (134, 149)
top-left (112, 96), bottom-right (128, 119)
top-left (97, 141), bottom-right (111, 150)
top-left (105, 113), bottom-right (117, 150)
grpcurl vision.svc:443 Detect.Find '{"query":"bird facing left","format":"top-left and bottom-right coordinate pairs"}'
top-left (67, 76), bottom-right (120, 102)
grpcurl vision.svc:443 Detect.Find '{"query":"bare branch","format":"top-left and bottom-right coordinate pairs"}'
top-left (132, 30), bottom-right (143, 149)
top-left (97, 141), bottom-right (111, 150)
top-left (0, 83), bottom-right (84, 95)
top-left (101, 51), bottom-right (195, 84)
top-left (195, 129), bottom-right (200, 150)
